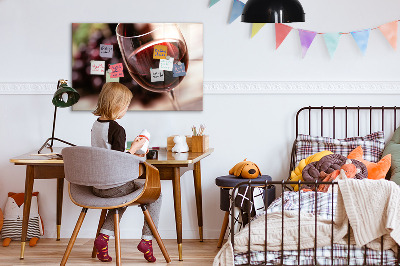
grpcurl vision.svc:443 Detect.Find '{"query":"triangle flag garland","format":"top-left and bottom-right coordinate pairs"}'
top-left (298, 29), bottom-right (317, 58)
top-left (229, 0), bottom-right (245, 24)
top-left (209, 0), bottom-right (220, 7)
top-left (207, 2), bottom-right (400, 57)
top-left (251, 23), bottom-right (266, 38)
top-left (351, 29), bottom-right (370, 55)
top-left (275, 23), bottom-right (293, 49)
top-left (378, 21), bottom-right (398, 50)
top-left (323, 33), bottom-right (341, 58)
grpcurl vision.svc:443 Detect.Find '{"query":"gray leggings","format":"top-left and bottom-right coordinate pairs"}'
top-left (92, 180), bottom-right (162, 240)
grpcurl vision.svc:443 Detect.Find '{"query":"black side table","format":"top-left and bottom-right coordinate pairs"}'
top-left (215, 175), bottom-right (275, 248)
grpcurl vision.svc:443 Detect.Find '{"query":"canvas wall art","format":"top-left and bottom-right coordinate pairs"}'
top-left (72, 23), bottom-right (203, 111)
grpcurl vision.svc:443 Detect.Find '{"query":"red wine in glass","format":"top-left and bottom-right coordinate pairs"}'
top-left (117, 23), bottom-right (189, 109)
top-left (126, 39), bottom-right (188, 93)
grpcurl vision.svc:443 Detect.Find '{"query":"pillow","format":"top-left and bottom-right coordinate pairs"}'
top-left (295, 131), bottom-right (385, 167)
top-left (302, 154), bottom-right (368, 190)
top-left (382, 126), bottom-right (400, 184)
top-left (348, 146), bottom-right (391, 180)
top-left (289, 150), bottom-right (333, 191)
top-left (1, 192), bottom-right (44, 247)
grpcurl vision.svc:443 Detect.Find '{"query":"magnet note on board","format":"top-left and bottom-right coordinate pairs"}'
top-left (150, 68), bottom-right (164, 82)
top-left (106, 70), bottom-right (119, 82)
top-left (159, 57), bottom-right (174, 71)
top-left (100, 44), bottom-right (113, 58)
top-left (153, 45), bottom-right (168, 59)
top-left (90, 61), bottom-right (105, 75)
top-left (173, 63), bottom-right (186, 77)
top-left (109, 63), bottom-right (124, 78)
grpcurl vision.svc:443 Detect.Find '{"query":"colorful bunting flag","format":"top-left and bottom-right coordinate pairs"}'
top-left (209, 0), bottom-right (220, 7)
top-left (323, 33), bottom-right (341, 58)
top-left (251, 23), bottom-right (266, 38)
top-left (275, 23), bottom-right (293, 49)
top-left (351, 29), bottom-right (370, 55)
top-left (229, 0), bottom-right (245, 24)
top-left (298, 29), bottom-right (317, 58)
top-left (378, 21), bottom-right (398, 50)
top-left (207, 2), bottom-right (400, 57)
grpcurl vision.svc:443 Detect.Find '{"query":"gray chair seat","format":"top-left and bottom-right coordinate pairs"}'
top-left (69, 180), bottom-right (145, 208)
top-left (61, 146), bottom-right (170, 265)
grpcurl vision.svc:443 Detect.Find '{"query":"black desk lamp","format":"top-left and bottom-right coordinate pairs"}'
top-left (38, 79), bottom-right (80, 154)
top-left (241, 0), bottom-right (305, 23)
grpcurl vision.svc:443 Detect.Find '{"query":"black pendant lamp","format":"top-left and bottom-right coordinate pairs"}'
top-left (242, 0), bottom-right (305, 23)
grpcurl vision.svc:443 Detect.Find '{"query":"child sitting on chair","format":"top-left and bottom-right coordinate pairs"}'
top-left (91, 82), bottom-right (162, 263)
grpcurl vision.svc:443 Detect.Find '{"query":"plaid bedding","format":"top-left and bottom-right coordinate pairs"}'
top-left (294, 131), bottom-right (385, 166)
top-left (266, 190), bottom-right (336, 220)
top-left (234, 244), bottom-right (397, 265)
top-left (234, 191), bottom-right (397, 265)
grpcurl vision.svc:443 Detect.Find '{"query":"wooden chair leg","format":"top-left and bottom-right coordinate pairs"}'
top-left (114, 210), bottom-right (121, 266)
top-left (91, 209), bottom-right (108, 258)
top-left (217, 211), bottom-right (230, 248)
top-left (141, 205), bottom-right (171, 263)
top-left (60, 208), bottom-right (88, 266)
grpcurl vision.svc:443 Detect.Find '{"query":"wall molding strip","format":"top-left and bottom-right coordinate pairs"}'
top-left (0, 81), bottom-right (399, 95)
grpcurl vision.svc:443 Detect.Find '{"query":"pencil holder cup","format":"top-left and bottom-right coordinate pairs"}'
top-left (191, 135), bottom-right (209, 153)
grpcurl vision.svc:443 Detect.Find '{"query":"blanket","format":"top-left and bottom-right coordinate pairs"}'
top-left (335, 178), bottom-right (400, 251)
top-left (214, 179), bottom-right (400, 266)
top-left (213, 211), bottom-right (344, 266)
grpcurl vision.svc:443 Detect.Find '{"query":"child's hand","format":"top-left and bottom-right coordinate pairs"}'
top-left (134, 148), bottom-right (149, 157)
top-left (129, 137), bottom-right (147, 155)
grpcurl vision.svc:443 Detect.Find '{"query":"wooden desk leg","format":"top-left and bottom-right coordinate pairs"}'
top-left (20, 165), bottom-right (35, 259)
top-left (56, 178), bottom-right (64, 241)
top-left (172, 167), bottom-right (183, 261)
top-left (193, 161), bottom-right (204, 242)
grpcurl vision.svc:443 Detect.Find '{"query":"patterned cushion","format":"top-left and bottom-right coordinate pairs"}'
top-left (295, 131), bottom-right (385, 166)
top-left (1, 217), bottom-right (40, 240)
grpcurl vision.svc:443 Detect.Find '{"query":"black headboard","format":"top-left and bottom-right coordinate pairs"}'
top-left (289, 106), bottom-right (400, 179)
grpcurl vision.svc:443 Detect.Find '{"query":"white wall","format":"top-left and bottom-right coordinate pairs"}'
top-left (1, 0), bottom-right (400, 239)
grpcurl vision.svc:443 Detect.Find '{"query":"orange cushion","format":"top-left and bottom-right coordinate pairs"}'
top-left (347, 146), bottom-right (391, 180)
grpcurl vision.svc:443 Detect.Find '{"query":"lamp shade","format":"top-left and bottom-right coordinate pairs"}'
top-left (52, 84), bottom-right (80, 108)
top-left (241, 0), bottom-right (305, 23)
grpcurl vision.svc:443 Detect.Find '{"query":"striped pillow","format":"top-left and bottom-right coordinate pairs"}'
top-left (294, 131), bottom-right (385, 167)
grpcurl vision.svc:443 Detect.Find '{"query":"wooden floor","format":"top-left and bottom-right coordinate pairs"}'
top-left (0, 239), bottom-right (221, 265)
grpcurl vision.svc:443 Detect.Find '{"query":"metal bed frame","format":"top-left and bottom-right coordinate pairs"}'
top-left (230, 106), bottom-right (400, 266)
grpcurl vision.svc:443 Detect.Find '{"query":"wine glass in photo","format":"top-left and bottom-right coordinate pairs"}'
top-left (116, 23), bottom-right (189, 110)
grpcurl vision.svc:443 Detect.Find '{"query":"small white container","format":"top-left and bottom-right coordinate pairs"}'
top-left (136, 129), bottom-right (150, 154)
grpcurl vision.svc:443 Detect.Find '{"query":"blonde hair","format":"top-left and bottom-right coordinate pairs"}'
top-left (93, 82), bottom-right (133, 120)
